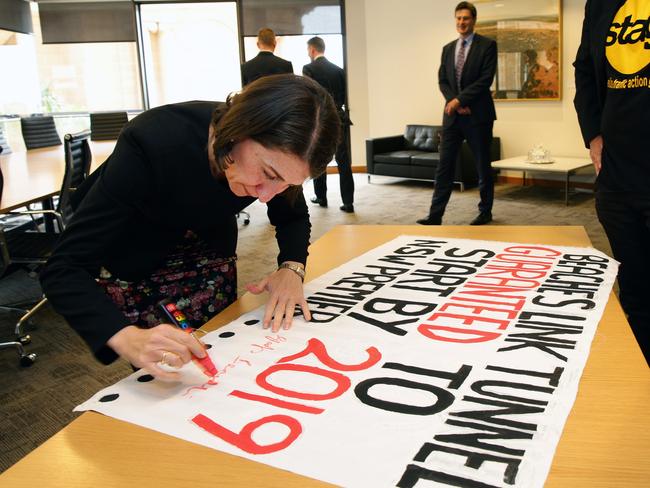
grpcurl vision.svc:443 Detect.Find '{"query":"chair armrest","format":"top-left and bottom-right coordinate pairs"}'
top-left (6, 209), bottom-right (64, 231)
top-left (367, 135), bottom-right (405, 153)
top-left (366, 135), bottom-right (405, 173)
top-left (7, 209), bottom-right (59, 216)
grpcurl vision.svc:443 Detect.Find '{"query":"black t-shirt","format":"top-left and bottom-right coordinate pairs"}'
top-left (600, 0), bottom-right (650, 192)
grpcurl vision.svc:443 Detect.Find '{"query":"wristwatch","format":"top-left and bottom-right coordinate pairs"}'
top-left (279, 262), bottom-right (305, 281)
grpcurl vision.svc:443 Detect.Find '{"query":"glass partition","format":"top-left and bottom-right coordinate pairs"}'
top-left (139, 2), bottom-right (240, 107)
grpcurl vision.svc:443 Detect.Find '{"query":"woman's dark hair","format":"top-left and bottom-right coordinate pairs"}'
top-left (210, 74), bottom-right (341, 182)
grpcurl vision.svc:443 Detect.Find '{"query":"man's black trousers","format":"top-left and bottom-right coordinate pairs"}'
top-left (427, 118), bottom-right (494, 219)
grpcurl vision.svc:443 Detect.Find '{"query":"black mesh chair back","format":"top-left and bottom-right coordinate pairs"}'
top-left (59, 131), bottom-right (92, 227)
top-left (0, 124), bottom-right (11, 155)
top-left (90, 111), bottom-right (128, 141)
top-left (20, 115), bottom-right (62, 150)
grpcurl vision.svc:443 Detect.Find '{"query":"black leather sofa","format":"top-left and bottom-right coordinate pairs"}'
top-left (366, 124), bottom-right (501, 190)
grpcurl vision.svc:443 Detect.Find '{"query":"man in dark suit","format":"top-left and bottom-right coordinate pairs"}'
top-left (241, 28), bottom-right (293, 86)
top-left (574, 0), bottom-right (649, 365)
top-left (417, 1), bottom-right (497, 226)
top-left (303, 36), bottom-right (354, 213)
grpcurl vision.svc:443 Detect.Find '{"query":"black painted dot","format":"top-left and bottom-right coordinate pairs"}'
top-left (244, 319), bottom-right (259, 326)
top-left (99, 393), bottom-right (120, 402)
top-left (219, 331), bottom-right (235, 338)
top-left (137, 374), bottom-right (154, 383)
top-left (204, 343), bottom-right (213, 349)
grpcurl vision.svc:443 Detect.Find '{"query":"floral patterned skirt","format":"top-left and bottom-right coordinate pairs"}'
top-left (96, 233), bottom-right (237, 329)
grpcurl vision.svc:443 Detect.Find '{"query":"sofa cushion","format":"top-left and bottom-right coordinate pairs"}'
top-left (412, 165), bottom-right (437, 180)
top-left (374, 150), bottom-right (423, 165)
top-left (404, 125), bottom-right (439, 152)
top-left (373, 163), bottom-right (412, 178)
top-left (411, 152), bottom-right (441, 167)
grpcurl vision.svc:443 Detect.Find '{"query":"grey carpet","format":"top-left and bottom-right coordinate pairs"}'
top-left (0, 175), bottom-right (611, 473)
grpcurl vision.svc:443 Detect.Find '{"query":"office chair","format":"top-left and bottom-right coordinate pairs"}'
top-left (1, 165), bottom-right (40, 366)
top-left (0, 234), bottom-right (39, 366)
top-left (20, 115), bottom-right (62, 150)
top-left (59, 131), bottom-right (92, 226)
top-left (90, 111), bottom-right (128, 141)
top-left (1, 130), bottom-right (92, 366)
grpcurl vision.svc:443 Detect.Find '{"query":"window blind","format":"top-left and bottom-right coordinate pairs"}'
top-left (0, 0), bottom-right (33, 35)
top-left (241, 0), bottom-right (341, 36)
top-left (38, 1), bottom-right (136, 44)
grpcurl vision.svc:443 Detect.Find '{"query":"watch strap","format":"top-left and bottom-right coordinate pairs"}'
top-left (279, 262), bottom-right (305, 281)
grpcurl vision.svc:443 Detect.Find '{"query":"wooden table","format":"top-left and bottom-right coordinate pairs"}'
top-left (492, 156), bottom-right (593, 205)
top-left (1, 226), bottom-right (647, 487)
top-left (0, 141), bottom-right (114, 213)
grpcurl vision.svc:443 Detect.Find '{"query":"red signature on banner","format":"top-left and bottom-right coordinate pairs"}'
top-left (183, 355), bottom-right (252, 397)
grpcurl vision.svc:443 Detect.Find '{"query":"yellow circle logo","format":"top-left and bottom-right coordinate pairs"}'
top-left (605, 0), bottom-right (650, 75)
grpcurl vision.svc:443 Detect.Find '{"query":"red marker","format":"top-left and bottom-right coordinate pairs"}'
top-left (188, 330), bottom-right (218, 377)
top-left (159, 301), bottom-right (218, 377)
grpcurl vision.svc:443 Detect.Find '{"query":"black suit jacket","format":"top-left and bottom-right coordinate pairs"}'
top-left (439, 33), bottom-right (497, 128)
top-left (573, 0), bottom-right (625, 148)
top-left (302, 57), bottom-right (347, 109)
top-left (302, 57), bottom-right (351, 125)
top-left (241, 51), bottom-right (293, 86)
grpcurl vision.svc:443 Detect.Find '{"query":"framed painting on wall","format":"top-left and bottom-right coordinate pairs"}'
top-left (475, 0), bottom-right (562, 100)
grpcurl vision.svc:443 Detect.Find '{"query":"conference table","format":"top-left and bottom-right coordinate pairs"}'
top-left (0, 141), bottom-right (115, 213)
top-left (1, 225), bottom-right (648, 487)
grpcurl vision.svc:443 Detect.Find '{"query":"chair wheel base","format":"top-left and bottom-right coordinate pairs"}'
top-left (20, 353), bottom-right (37, 367)
top-left (18, 334), bottom-right (31, 345)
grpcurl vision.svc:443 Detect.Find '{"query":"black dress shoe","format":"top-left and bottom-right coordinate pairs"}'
top-left (470, 212), bottom-right (492, 225)
top-left (416, 216), bottom-right (442, 225)
top-left (310, 196), bottom-right (328, 207)
top-left (340, 204), bottom-right (354, 213)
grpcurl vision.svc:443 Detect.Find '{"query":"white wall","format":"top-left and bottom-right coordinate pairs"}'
top-left (346, 0), bottom-right (590, 168)
top-left (345, 0), bottom-right (370, 167)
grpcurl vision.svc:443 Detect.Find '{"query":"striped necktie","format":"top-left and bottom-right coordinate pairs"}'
top-left (456, 39), bottom-right (467, 91)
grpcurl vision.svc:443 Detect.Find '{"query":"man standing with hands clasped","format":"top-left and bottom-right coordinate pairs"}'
top-left (417, 1), bottom-right (497, 226)
top-left (303, 36), bottom-right (355, 213)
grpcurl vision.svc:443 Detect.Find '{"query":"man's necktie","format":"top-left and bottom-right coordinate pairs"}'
top-left (456, 39), bottom-right (467, 91)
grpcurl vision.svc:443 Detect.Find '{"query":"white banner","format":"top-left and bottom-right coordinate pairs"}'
top-left (76, 236), bottom-right (618, 487)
